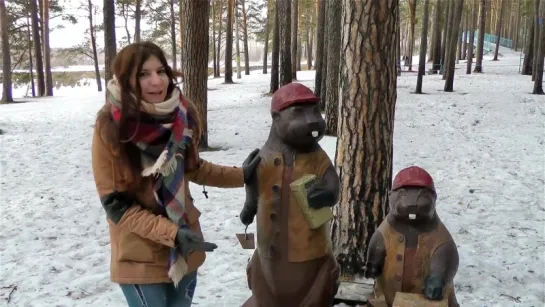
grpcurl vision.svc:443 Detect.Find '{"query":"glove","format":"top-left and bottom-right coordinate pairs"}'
top-left (240, 180), bottom-right (259, 226)
top-left (242, 149), bottom-right (261, 185)
top-left (423, 275), bottom-right (445, 300)
top-left (175, 227), bottom-right (218, 257)
top-left (306, 179), bottom-right (336, 209)
top-left (363, 261), bottom-right (382, 279)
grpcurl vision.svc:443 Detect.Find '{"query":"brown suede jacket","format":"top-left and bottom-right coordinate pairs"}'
top-left (91, 119), bottom-right (244, 285)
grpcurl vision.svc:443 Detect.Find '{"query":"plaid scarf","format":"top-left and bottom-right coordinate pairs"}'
top-left (107, 78), bottom-right (193, 286)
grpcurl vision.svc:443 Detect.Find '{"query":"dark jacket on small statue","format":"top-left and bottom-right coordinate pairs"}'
top-left (245, 148), bottom-right (339, 307)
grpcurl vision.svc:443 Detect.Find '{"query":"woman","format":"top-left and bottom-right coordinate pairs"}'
top-left (91, 42), bottom-right (260, 307)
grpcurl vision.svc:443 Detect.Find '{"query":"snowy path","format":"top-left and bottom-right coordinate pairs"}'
top-left (0, 47), bottom-right (543, 306)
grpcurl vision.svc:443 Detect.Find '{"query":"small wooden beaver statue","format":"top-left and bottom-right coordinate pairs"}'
top-left (239, 83), bottom-right (341, 307)
top-left (364, 166), bottom-right (460, 307)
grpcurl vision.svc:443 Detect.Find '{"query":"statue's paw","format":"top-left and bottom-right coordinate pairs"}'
top-left (423, 275), bottom-right (445, 300)
top-left (363, 262), bottom-right (381, 279)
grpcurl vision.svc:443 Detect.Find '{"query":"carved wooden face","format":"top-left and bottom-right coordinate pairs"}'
top-left (271, 102), bottom-right (326, 150)
top-left (388, 187), bottom-right (437, 223)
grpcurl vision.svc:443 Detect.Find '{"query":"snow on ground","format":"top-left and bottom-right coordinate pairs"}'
top-left (0, 46), bottom-right (543, 307)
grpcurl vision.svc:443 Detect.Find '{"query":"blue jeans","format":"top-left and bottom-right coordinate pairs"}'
top-left (119, 271), bottom-right (197, 307)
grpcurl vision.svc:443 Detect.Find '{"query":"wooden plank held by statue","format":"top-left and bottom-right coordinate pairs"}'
top-left (290, 174), bottom-right (334, 229)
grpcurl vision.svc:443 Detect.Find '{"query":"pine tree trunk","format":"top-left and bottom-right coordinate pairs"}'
top-left (522, 11), bottom-right (534, 75)
top-left (307, 26), bottom-right (313, 70)
top-left (443, 0), bottom-right (455, 79)
top-left (532, 0), bottom-right (541, 81)
top-left (416, 0), bottom-right (430, 94)
top-left (493, 0), bottom-right (505, 60)
top-left (445, 0), bottom-right (465, 91)
top-left (331, 0), bottom-right (397, 277)
top-left (532, 0), bottom-right (544, 94)
top-left (466, 0), bottom-right (478, 74)
top-left (25, 11), bottom-right (36, 97)
top-left (135, 0), bottom-right (141, 42)
top-left (290, 0), bottom-right (298, 80)
top-left (43, 0), bottom-right (53, 96)
top-left (324, 0), bottom-right (340, 136)
top-left (263, 0), bottom-right (271, 74)
top-left (431, 0), bottom-right (442, 73)
top-left (0, 0), bottom-right (13, 103)
top-left (440, 1), bottom-right (451, 74)
top-left (514, 0), bottom-right (521, 50)
top-left (242, 0), bottom-right (250, 75)
top-left (456, 25), bottom-right (463, 63)
top-left (171, 0), bottom-right (177, 71)
top-left (314, 0), bottom-right (326, 97)
top-left (88, 0), bottom-right (102, 92)
top-left (103, 0), bottom-right (117, 82)
top-left (225, 0), bottom-right (234, 83)
top-left (462, 8), bottom-right (468, 59)
top-left (407, 0), bottom-right (417, 70)
top-left (474, 0), bottom-right (486, 73)
top-left (30, 0), bottom-right (45, 96)
top-left (216, 0), bottom-right (223, 76)
top-left (279, 0), bottom-right (292, 86)
top-left (181, 0), bottom-right (210, 148)
top-left (319, 1), bottom-right (328, 106)
top-left (235, 0), bottom-right (241, 79)
top-left (270, 0), bottom-right (280, 93)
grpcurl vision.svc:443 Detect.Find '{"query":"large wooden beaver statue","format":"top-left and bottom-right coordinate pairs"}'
top-left (239, 83), bottom-right (341, 307)
top-left (364, 166), bottom-right (460, 307)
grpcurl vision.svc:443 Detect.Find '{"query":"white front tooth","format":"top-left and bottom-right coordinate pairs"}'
top-left (312, 131), bottom-right (319, 137)
top-left (409, 214), bottom-right (416, 220)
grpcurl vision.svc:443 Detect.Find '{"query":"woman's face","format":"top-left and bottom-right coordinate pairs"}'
top-left (132, 55), bottom-right (169, 104)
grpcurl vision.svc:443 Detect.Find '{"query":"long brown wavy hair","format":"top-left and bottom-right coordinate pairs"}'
top-left (95, 41), bottom-right (201, 175)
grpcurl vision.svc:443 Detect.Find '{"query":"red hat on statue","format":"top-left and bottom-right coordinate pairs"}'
top-left (271, 83), bottom-right (320, 112)
top-left (392, 166), bottom-right (435, 192)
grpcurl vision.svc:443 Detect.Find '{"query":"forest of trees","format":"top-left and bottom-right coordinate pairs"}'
top-left (0, 0), bottom-right (544, 279)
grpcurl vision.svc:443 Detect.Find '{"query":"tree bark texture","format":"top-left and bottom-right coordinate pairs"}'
top-left (181, 0), bottom-right (210, 148)
top-left (30, 0), bottom-right (45, 96)
top-left (466, 0), bottom-right (478, 74)
top-left (290, 0), bottom-right (298, 80)
top-left (212, 1), bottom-right (218, 76)
top-left (331, 0), bottom-right (398, 277)
top-left (474, 0), bottom-right (486, 73)
top-left (43, 0), bottom-right (53, 96)
top-left (431, 0), bottom-right (442, 73)
top-left (445, 0), bottom-right (465, 92)
top-left (103, 0), bottom-right (117, 82)
top-left (225, 0), bottom-right (234, 83)
top-left (307, 26), bottom-right (313, 70)
top-left (279, 0), bottom-right (292, 86)
top-left (533, 0), bottom-right (544, 94)
top-left (0, 0), bottom-right (13, 103)
top-left (314, 0), bottom-right (326, 97)
top-left (324, 0), bottom-right (341, 136)
top-left (416, 0), bottom-right (430, 94)
top-left (270, 0), bottom-right (280, 93)
top-left (493, 0), bottom-right (505, 60)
